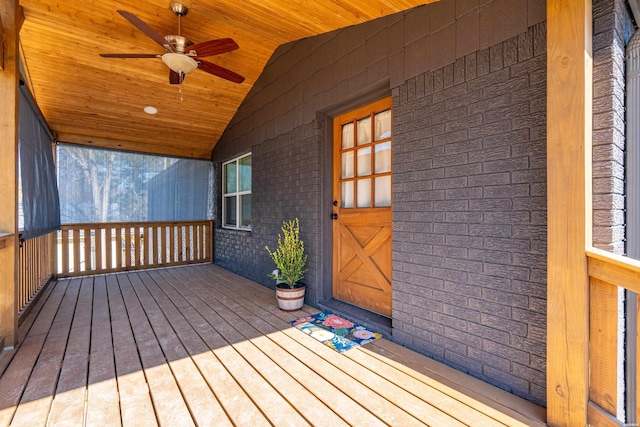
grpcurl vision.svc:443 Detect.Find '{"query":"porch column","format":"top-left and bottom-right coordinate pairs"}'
top-left (0, 0), bottom-right (20, 347)
top-left (546, 0), bottom-right (592, 426)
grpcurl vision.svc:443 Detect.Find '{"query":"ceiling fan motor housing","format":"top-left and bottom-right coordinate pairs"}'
top-left (164, 35), bottom-right (193, 54)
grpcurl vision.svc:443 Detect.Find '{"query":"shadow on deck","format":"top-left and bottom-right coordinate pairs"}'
top-left (0, 264), bottom-right (546, 426)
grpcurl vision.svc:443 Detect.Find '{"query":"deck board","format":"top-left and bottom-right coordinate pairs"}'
top-left (10, 279), bottom-right (80, 427)
top-left (0, 264), bottom-right (546, 426)
top-left (117, 273), bottom-right (194, 427)
top-left (0, 280), bottom-right (69, 427)
top-left (47, 277), bottom-right (93, 426)
top-left (106, 274), bottom-right (157, 427)
top-left (86, 275), bottom-right (121, 427)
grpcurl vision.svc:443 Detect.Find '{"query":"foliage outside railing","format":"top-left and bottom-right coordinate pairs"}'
top-left (18, 231), bottom-right (56, 315)
top-left (586, 248), bottom-right (640, 426)
top-left (57, 220), bottom-right (212, 278)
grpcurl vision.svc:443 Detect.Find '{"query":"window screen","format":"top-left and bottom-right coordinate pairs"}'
top-left (56, 144), bottom-right (213, 224)
top-left (18, 86), bottom-right (60, 240)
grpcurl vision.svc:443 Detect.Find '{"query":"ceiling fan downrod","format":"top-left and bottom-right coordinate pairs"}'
top-left (170, 2), bottom-right (188, 35)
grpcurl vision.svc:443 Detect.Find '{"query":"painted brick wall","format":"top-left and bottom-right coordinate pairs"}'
top-left (214, 121), bottom-right (323, 304)
top-left (391, 23), bottom-right (547, 405)
top-left (592, 0), bottom-right (633, 254)
top-left (212, 0), bottom-right (548, 405)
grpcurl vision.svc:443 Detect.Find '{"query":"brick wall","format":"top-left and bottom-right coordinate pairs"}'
top-left (391, 23), bottom-right (547, 405)
top-left (592, 0), bottom-right (633, 253)
top-left (214, 122), bottom-right (323, 305)
top-left (212, 0), bottom-right (548, 405)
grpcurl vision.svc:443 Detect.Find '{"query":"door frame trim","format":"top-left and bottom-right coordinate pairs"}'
top-left (318, 82), bottom-right (392, 312)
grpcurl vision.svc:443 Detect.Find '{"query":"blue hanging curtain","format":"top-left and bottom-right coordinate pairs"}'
top-left (19, 85), bottom-right (61, 240)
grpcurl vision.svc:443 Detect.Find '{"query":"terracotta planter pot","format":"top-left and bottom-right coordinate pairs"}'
top-left (275, 284), bottom-right (306, 311)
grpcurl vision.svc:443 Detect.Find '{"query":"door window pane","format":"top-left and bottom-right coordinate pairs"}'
top-left (342, 151), bottom-right (354, 179)
top-left (357, 147), bottom-right (371, 176)
top-left (342, 181), bottom-right (354, 208)
top-left (374, 176), bottom-right (391, 207)
top-left (357, 179), bottom-right (371, 208)
top-left (239, 156), bottom-right (252, 192)
top-left (342, 123), bottom-right (354, 149)
top-left (375, 109), bottom-right (391, 140)
top-left (357, 116), bottom-right (371, 145)
top-left (374, 141), bottom-right (391, 174)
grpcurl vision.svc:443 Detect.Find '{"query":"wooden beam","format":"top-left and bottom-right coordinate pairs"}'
top-left (56, 133), bottom-right (212, 160)
top-left (0, 0), bottom-right (20, 347)
top-left (546, 0), bottom-right (592, 425)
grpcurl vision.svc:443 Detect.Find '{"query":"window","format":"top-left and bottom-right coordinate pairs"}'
top-left (222, 153), bottom-right (252, 230)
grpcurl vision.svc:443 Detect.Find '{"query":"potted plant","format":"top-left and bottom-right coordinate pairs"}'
top-left (265, 217), bottom-right (308, 311)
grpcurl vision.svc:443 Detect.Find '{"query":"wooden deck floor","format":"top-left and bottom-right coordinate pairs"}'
top-left (0, 264), bottom-right (546, 426)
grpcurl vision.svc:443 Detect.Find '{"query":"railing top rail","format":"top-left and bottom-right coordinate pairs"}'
top-left (587, 247), bottom-right (640, 294)
top-left (587, 247), bottom-right (640, 274)
top-left (60, 220), bottom-right (212, 229)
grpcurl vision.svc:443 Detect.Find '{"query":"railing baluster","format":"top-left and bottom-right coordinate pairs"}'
top-left (83, 228), bottom-right (91, 272)
top-left (105, 226), bottom-right (112, 270)
top-left (161, 225), bottom-right (167, 264)
top-left (73, 228), bottom-right (81, 274)
top-left (124, 226), bottom-right (136, 270)
top-left (170, 225), bottom-right (176, 263)
top-left (185, 225), bottom-right (193, 261)
top-left (114, 227), bottom-right (122, 270)
top-left (196, 224), bottom-right (202, 261)
top-left (149, 227), bottom-right (158, 266)
top-left (95, 227), bottom-right (103, 271)
top-left (136, 226), bottom-right (147, 266)
top-left (178, 225), bottom-right (184, 262)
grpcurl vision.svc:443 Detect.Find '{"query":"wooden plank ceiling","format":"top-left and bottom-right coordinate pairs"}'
top-left (18, 0), bottom-right (436, 159)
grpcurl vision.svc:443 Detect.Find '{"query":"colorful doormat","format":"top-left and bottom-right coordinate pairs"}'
top-left (290, 311), bottom-right (382, 353)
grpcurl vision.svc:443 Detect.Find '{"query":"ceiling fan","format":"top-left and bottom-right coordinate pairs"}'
top-left (100, 2), bottom-right (245, 85)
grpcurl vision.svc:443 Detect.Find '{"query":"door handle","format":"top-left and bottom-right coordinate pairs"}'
top-left (331, 213), bottom-right (338, 220)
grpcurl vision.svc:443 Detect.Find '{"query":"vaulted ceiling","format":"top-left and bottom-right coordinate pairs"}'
top-left (18, 0), bottom-right (437, 159)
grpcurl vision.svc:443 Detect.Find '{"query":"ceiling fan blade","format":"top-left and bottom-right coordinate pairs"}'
top-left (100, 53), bottom-right (160, 58)
top-left (117, 10), bottom-right (171, 50)
top-left (188, 38), bottom-right (239, 58)
top-left (197, 60), bottom-right (245, 84)
top-left (169, 70), bottom-right (184, 85)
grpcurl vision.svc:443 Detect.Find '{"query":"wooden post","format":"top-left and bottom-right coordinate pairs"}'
top-left (546, 0), bottom-right (592, 425)
top-left (0, 0), bottom-right (20, 347)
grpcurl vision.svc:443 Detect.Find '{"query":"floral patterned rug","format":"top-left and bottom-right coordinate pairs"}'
top-left (290, 311), bottom-right (382, 353)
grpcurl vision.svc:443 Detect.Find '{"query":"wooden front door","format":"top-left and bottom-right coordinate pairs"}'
top-left (332, 97), bottom-right (393, 316)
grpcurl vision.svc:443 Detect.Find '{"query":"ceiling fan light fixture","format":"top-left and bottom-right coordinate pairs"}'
top-left (162, 52), bottom-right (198, 74)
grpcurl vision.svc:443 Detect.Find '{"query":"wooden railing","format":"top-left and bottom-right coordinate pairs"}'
top-left (58, 220), bottom-right (212, 278)
top-left (587, 248), bottom-right (640, 426)
top-left (18, 231), bottom-right (56, 315)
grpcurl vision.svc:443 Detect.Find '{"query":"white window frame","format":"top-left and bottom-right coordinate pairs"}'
top-left (222, 153), bottom-right (252, 230)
